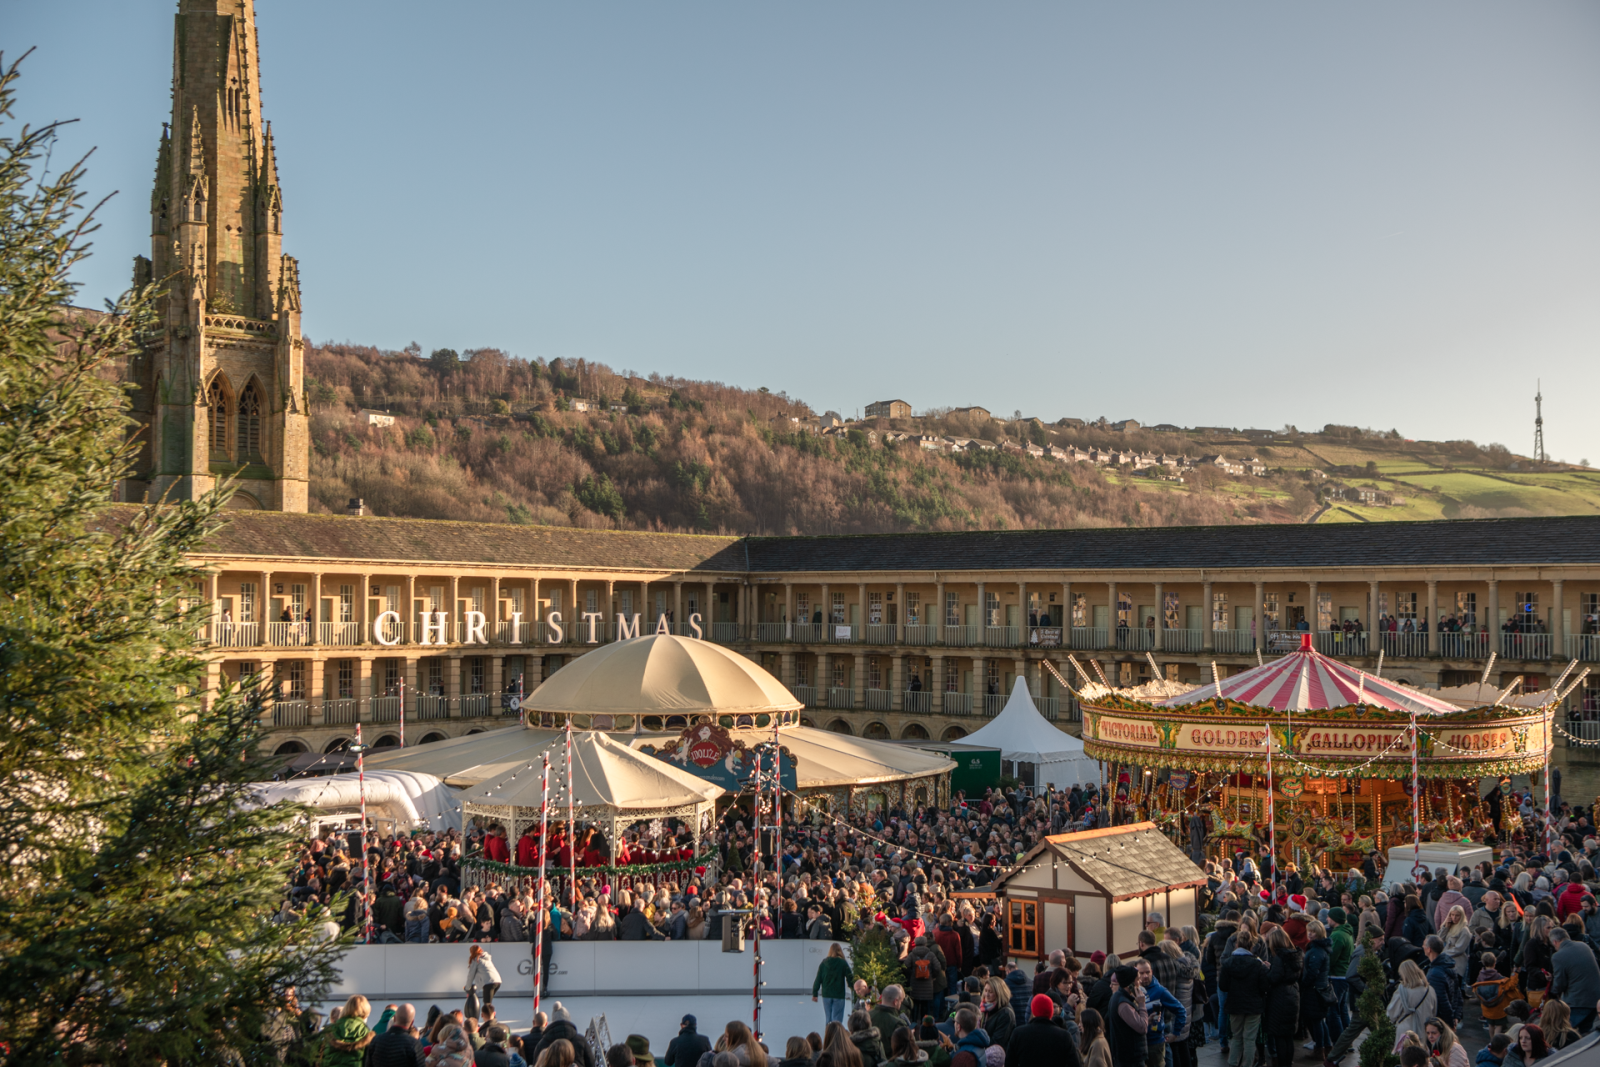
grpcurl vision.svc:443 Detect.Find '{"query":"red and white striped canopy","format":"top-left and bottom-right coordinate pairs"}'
top-left (1157, 634), bottom-right (1462, 716)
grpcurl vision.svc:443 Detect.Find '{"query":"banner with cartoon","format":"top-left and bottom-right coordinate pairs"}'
top-left (640, 722), bottom-right (798, 793)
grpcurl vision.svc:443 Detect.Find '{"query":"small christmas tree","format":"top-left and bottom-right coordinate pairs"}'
top-left (850, 925), bottom-right (906, 1005)
top-left (1356, 947), bottom-right (1397, 1067)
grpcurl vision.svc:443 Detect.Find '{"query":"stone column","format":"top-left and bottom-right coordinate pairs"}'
top-left (1014, 657), bottom-right (1026, 696)
top-left (402, 656), bottom-right (418, 723)
top-left (784, 582), bottom-right (794, 638)
top-left (1061, 580), bottom-right (1072, 633)
top-left (490, 654), bottom-right (504, 700)
top-left (935, 579), bottom-right (946, 645)
top-left (1202, 579), bottom-right (1214, 653)
top-left (1427, 579), bottom-right (1440, 657)
top-left (1307, 579), bottom-right (1319, 639)
top-left (1552, 578), bottom-right (1565, 654)
top-left (357, 656), bottom-right (373, 722)
top-left (853, 651), bottom-right (865, 708)
top-left (891, 653), bottom-right (904, 710)
top-left (781, 650), bottom-right (795, 688)
top-left (896, 581), bottom-right (906, 644)
top-left (359, 572), bottom-right (372, 645)
top-left (448, 576), bottom-right (459, 645)
top-left (820, 582), bottom-right (831, 639)
top-left (1369, 580), bottom-right (1381, 646)
top-left (674, 580), bottom-right (683, 635)
top-left (1107, 580), bottom-right (1117, 647)
top-left (1487, 579), bottom-right (1499, 659)
top-left (309, 657), bottom-right (325, 724)
top-left (1254, 579), bottom-right (1265, 651)
top-left (976, 580), bottom-right (987, 646)
top-left (1018, 580), bottom-right (1028, 640)
top-left (605, 579), bottom-right (615, 640)
top-left (858, 580), bottom-right (868, 641)
top-left (568, 579), bottom-right (580, 643)
top-left (932, 654), bottom-right (945, 715)
top-left (259, 570), bottom-right (272, 646)
top-left (405, 574), bottom-right (416, 644)
top-left (309, 572), bottom-right (322, 645)
top-left (1153, 581), bottom-right (1165, 652)
top-left (446, 655), bottom-right (461, 716)
top-left (529, 576), bottom-right (541, 643)
top-left (490, 576), bottom-right (501, 642)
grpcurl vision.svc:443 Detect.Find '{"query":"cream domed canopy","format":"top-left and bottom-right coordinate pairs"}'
top-left (529, 633), bottom-right (801, 716)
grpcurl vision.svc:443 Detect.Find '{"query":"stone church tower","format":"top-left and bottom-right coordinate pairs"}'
top-left (126, 0), bottom-right (308, 511)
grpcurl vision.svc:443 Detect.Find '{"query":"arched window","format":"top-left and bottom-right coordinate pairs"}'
top-left (237, 380), bottom-right (262, 459)
top-left (206, 379), bottom-right (228, 453)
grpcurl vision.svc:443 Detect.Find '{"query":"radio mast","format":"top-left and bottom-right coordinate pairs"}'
top-left (1534, 380), bottom-right (1547, 466)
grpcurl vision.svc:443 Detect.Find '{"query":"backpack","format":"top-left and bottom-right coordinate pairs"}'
top-left (912, 956), bottom-right (934, 982)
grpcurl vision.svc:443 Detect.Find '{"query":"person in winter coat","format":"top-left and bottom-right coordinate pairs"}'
top-left (1002, 962), bottom-right (1032, 1020)
top-left (979, 977), bottom-right (1017, 1054)
top-left (1217, 929), bottom-right (1268, 1067)
top-left (324, 996), bottom-right (377, 1067)
top-left (813, 942), bottom-right (854, 1027)
top-left (424, 1025), bottom-right (474, 1067)
top-left (532, 1005), bottom-right (596, 1067)
top-left (1404, 894), bottom-right (1431, 947)
top-left (666, 1015), bottom-right (711, 1067)
top-left (465, 946), bottom-right (502, 1014)
top-left (948, 1009), bottom-right (991, 1067)
top-left (848, 1010), bottom-right (888, 1067)
top-left (1262, 928), bottom-right (1303, 1067)
top-left (1300, 924), bottom-right (1334, 1052)
top-left (1008, 994), bottom-right (1083, 1067)
top-left (906, 937), bottom-right (947, 1020)
top-left (1386, 960), bottom-right (1437, 1050)
top-left (616, 903), bottom-right (663, 941)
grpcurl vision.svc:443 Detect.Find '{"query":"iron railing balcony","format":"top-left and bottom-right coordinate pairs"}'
top-left (265, 621), bottom-right (313, 647)
top-left (984, 626), bottom-right (1021, 649)
top-left (319, 622), bottom-right (362, 647)
top-left (369, 696), bottom-right (403, 723)
top-left (215, 621), bottom-right (261, 648)
top-left (1501, 633), bottom-right (1553, 661)
top-left (272, 699), bottom-right (310, 728)
top-left (827, 686), bottom-right (855, 709)
top-left (1438, 632), bottom-right (1489, 660)
top-left (415, 694), bottom-right (452, 720)
top-left (1069, 627), bottom-right (1108, 651)
top-left (790, 622), bottom-right (826, 644)
top-left (1566, 635), bottom-right (1600, 662)
top-left (322, 698), bottom-right (359, 725)
top-left (865, 688), bottom-right (893, 711)
top-left (903, 691), bottom-right (932, 714)
top-left (1212, 629), bottom-right (1256, 655)
top-left (943, 625), bottom-right (980, 648)
top-left (1037, 696), bottom-right (1059, 722)
top-left (711, 621), bottom-right (742, 644)
top-left (863, 623), bottom-right (898, 645)
top-left (982, 694), bottom-right (1007, 717)
top-left (1162, 629), bottom-right (1204, 653)
top-left (459, 694), bottom-right (493, 718)
top-left (1379, 632), bottom-right (1430, 659)
top-left (1115, 628), bottom-right (1155, 652)
top-left (754, 622), bottom-right (788, 642)
top-left (943, 692), bottom-right (974, 716)
top-left (903, 624), bottom-right (939, 646)
top-left (827, 623), bottom-right (857, 644)
top-left (789, 684), bottom-right (821, 707)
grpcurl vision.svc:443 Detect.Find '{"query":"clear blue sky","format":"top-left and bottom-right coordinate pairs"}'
top-left (15, 2), bottom-right (1600, 462)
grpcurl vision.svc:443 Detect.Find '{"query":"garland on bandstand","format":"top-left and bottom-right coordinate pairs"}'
top-left (462, 850), bottom-right (715, 881)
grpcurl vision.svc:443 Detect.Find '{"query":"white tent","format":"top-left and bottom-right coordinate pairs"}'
top-left (960, 678), bottom-right (1102, 791)
top-left (247, 769), bottom-right (463, 833)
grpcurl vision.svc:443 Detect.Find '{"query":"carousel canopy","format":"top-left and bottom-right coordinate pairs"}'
top-left (460, 729), bottom-right (723, 816)
top-left (528, 633), bottom-right (802, 716)
top-left (1157, 635), bottom-right (1462, 715)
top-left (958, 678), bottom-right (1101, 788)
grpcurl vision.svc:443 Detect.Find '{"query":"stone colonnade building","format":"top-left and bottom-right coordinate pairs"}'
top-left (154, 507), bottom-right (1600, 758)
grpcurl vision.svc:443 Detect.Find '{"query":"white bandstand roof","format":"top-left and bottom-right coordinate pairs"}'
top-left (528, 633), bottom-right (801, 716)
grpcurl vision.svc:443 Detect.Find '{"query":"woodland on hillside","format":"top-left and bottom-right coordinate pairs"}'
top-left (303, 343), bottom-right (1322, 533)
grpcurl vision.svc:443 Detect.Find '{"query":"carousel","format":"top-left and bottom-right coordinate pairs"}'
top-left (1077, 635), bottom-right (1556, 871)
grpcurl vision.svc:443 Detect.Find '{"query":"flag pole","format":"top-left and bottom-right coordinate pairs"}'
top-left (532, 753), bottom-right (551, 1014)
top-left (356, 722), bottom-right (372, 943)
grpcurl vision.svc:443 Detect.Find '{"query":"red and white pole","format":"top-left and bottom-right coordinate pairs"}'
top-left (566, 719), bottom-right (575, 906)
top-left (1411, 710), bottom-right (1422, 879)
top-left (532, 753), bottom-right (551, 1013)
top-left (750, 742), bottom-right (765, 1041)
top-left (357, 722), bottom-right (372, 943)
top-left (397, 676), bottom-right (405, 749)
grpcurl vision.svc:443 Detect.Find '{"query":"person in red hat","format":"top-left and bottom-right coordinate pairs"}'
top-left (1005, 993), bottom-right (1082, 1066)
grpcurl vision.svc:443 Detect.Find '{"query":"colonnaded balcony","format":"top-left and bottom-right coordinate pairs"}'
top-left (256, 690), bottom-right (523, 732)
top-left (212, 609), bottom-right (1593, 665)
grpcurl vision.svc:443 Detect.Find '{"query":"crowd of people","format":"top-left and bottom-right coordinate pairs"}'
top-left (260, 779), bottom-right (1600, 1066)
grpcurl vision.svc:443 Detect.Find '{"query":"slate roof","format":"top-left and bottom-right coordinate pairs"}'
top-left (742, 515), bottom-right (1600, 572)
top-left (96, 506), bottom-right (746, 572)
top-left (1003, 822), bottom-right (1207, 900)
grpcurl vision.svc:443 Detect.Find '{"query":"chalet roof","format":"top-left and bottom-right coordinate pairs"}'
top-left (96, 506), bottom-right (745, 573)
top-left (998, 822), bottom-right (1206, 901)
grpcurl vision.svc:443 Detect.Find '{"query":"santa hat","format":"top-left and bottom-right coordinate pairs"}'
top-left (1290, 894), bottom-right (1308, 911)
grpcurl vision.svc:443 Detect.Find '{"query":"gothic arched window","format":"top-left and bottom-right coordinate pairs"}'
top-left (237, 380), bottom-right (263, 459)
top-left (207, 378), bottom-right (228, 453)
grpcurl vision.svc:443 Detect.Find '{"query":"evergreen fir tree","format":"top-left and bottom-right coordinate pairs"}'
top-left (0, 55), bottom-right (340, 1065)
top-left (1356, 947), bottom-right (1397, 1067)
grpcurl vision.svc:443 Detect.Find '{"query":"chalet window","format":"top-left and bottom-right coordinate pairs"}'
top-left (207, 379), bottom-right (228, 453)
top-left (236, 380), bottom-right (263, 458)
top-left (1007, 899), bottom-right (1040, 957)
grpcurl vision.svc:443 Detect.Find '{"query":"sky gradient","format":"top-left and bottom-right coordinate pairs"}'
top-left (14, 2), bottom-right (1600, 462)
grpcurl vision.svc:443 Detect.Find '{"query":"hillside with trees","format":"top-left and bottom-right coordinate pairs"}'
top-left (301, 343), bottom-right (1599, 533)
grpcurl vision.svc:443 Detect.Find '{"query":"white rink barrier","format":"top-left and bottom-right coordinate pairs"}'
top-left (324, 939), bottom-right (849, 1000)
